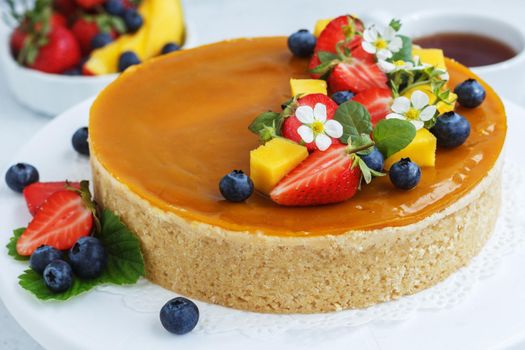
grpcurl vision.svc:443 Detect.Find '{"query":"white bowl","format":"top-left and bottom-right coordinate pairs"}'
top-left (0, 31), bottom-right (117, 117)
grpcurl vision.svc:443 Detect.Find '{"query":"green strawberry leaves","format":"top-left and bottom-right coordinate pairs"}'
top-left (6, 228), bottom-right (29, 261)
top-left (248, 111), bottom-right (284, 143)
top-left (372, 119), bottom-right (416, 158)
top-left (9, 209), bottom-right (145, 301)
top-left (333, 101), bottom-right (373, 145)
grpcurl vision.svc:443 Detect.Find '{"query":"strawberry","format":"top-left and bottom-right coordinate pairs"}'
top-left (53, 0), bottom-right (77, 17)
top-left (10, 13), bottom-right (65, 56)
top-left (71, 17), bottom-right (100, 54)
top-left (270, 144), bottom-right (361, 206)
top-left (50, 12), bottom-right (67, 27)
top-left (74, 0), bottom-right (106, 9)
top-left (16, 189), bottom-right (94, 256)
top-left (352, 88), bottom-right (393, 125)
top-left (281, 94), bottom-right (340, 152)
top-left (327, 59), bottom-right (388, 93)
top-left (10, 28), bottom-right (27, 56)
top-left (28, 25), bottom-right (81, 73)
top-left (23, 181), bottom-right (81, 216)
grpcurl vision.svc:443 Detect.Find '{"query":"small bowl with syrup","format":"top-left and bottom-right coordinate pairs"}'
top-left (400, 11), bottom-right (525, 102)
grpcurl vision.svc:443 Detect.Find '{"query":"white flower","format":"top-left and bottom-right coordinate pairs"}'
top-left (295, 103), bottom-right (343, 151)
top-left (378, 59), bottom-right (414, 73)
top-left (362, 25), bottom-right (403, 60)
top-left (386, 90), bottom-right (437, 130)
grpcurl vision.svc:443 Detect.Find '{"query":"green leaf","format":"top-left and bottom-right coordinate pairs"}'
top-left (248, 112), bottom-right (283, 142)
top-left (18, 209), bottom-right (145, 301)
top-left (6, 228), bottom-right (29, 261)
top-left (310, 60), bottom-right (336, 75)
top-left (391, 35), bottom-right (413, 62)
top-left (317, 51), bottom-right (338, 63)
top-left (349, 133), bottom-right (374, 155)
top-left (389, 19), bottom-right (402, 32)
top-left (333, 101), bottom-right (373, 144)
top-left (372, 119), bottom-right (416, 158)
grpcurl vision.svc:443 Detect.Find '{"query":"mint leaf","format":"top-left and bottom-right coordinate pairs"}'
top-left (373, 119), bottom-right (416, 158)
top-left (391, 35), bottom-right (413, 62)
top-left (333, 101), bottom-right (373, 144)
top-left (18, 209), bottom-right (145, 301)
top-left (248, 112), bottom-right (283, 142)
top-left (6, 228), bottom-right (29, 261)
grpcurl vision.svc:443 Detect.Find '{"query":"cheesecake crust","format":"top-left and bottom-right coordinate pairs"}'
top-left (91, 154), bottom-right (501, 313)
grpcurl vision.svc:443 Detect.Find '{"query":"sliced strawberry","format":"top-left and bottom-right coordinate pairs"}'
top-left (23, 181), bottom-right (81, 216)
top-left (16, 190), bottom-right (93, 256)
top-left (281, 94), bottom-right (340, 152)
top-left (270, 144), bottom-right (360, 206)
top-left (327, 59), bottom-right (388, 94)
top-left (352, 88), bottom-right (393, 125)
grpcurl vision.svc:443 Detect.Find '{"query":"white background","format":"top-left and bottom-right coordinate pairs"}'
top-left (0, 0), bottom-right (525, 348)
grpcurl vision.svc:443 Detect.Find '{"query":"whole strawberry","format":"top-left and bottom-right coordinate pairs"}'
top-left (71, 17), bottom-right (100, 54)
top-left (53, 0), bottom-right (77, 17)
top-left (29, 25), bottom-right (81, 73)
top-left (74, 0), bottom-right (106, 9)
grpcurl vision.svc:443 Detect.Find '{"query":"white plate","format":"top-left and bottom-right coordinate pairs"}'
top-left (0, 98), bottom-right (524, 350)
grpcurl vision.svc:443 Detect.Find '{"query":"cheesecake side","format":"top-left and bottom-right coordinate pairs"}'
top-left (91, 153), bottom-right (501, 313)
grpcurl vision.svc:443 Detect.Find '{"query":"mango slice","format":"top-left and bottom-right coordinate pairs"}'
top-left (250, 138), bottom-right (308, 194)
top-left (412, 48), bottom-right (446, 70)
top-left (385, 128), bottom-right (437, 169)
top-left (314, 18), bottom-right (332, 37)
top-left (290, 78), bottom-right (327, 96)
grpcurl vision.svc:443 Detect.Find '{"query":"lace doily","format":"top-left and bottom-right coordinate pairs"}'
top-left (97, 161), bottom-right (525, 337)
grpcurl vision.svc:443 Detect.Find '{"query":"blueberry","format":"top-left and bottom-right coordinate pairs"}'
top-left (43, 260), bottom-right (73, 293)
top-left (430, 112), bottom-right (471, 148)
top-left (30, 246), bottom-right (63, 274)
top-left (5, 163), bottom-right (39, 193)
top-left (72, 127), bottom-right (90, 156)
top-left (331, 91), bottom-right (354, 105)
top-left (91, 33), bottom-right (113, 50)
top-left (160, 297), bottom-right (199, 335)
top-left (287, 29), bottom-right (316, 57)
top-left (360, 147), bottom-right (384, 172)
top-left (389, 158), bottom-right (421, 190)
top-left (68, 237), bottom-right (107, 279)
top-left (454, 79), bottom-right (486, 108)
top-left (104, 0), bottom-right (125, 16)
top-left (118, 51), bottom-right (141, 72)
top-left (124, 9), bottom-right (143, 33)
top-left (63, 67), bottom-right (82, 76)
top-left (161, 42), bottom-right (181, 55)
top-left (219, 170), bottom-right (254, 202)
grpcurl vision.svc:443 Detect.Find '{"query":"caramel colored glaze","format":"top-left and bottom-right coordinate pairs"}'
top-left (90, 37), bottom-right (506, 237)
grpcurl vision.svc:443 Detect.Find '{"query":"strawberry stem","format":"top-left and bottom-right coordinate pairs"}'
top-left (346, 141), bottom-right (375, 155)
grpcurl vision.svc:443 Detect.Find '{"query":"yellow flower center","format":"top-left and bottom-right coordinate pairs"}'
top-left (374, 38), bottom-right (389, 50)
top-left (311, 121), bottom-right (325, 134)
top-left (405, 107), bottom-right (421, 121)
top-left (393, 60), bottom-right (406, 67)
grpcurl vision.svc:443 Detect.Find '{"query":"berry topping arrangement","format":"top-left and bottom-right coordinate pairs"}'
top-left (4, 0), bottom-right (185, 75)
top-left (220, 14), bottom-right (487, 206)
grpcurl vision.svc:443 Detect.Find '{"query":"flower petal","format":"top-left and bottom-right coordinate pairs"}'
top-left (313, 103), bottom-right (327, 122)
top-left (376, 49), bottom-right (392, 60)
top-left (410, 90), bottom-right (429, 110)
top-left (362, 41), bottom-right (377, 54)
top-left (363, 27), bottom-right (378, 42)
top-left (382, 26), bottom-right (396, 40)
top-left (324, 120), bottom-right (343, 138)
top-left (378, 59), bottom-right (395, 73)
top-left (315, 133), bottom-right (332, 151)
top-left (297, 125), bottom-right (314, 143)
top-left (388, 36), bottom-right (403, 52)
top-left (391, 96), bottom-right (410, 114)
top-left (296, 105), bottom-right (314, 124)
top-left (420, 105), bottom-right (437, 121)
top-left (410, 120), bottom-right (424, 130)
top-left (386, 113), bottom-right (406, 120)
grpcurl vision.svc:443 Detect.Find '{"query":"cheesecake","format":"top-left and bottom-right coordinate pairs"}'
top-left (89, 36), bottom-right (506, 313)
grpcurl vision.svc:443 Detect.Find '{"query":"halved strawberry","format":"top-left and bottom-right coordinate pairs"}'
top-left (352, 88), bottom-right (393, 125)
top-left (270, 144), bottom-right (361, 206)
top-left (16, 190), bottom-right (94, 256)
top-left (281, 94), bottom-right (340, 152)
top-left (23, 181), bottom-right (81, 216)
top-left (327, 59), bottom-right (388, 94)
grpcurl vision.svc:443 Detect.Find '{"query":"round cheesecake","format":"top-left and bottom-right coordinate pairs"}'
top-left (89, 37), bottom-right (506, 313)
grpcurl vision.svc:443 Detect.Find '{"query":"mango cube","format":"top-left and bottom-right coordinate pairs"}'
top-left (384, 128), bottom-right (437, 169)
top-left (314, 18), bottom-right (332, 37)
top-left (412, 48), bottom-right (446, 70)
top-left (290, 78), bottom-right (327, 97)
top-left (403, 86), bottom-right (457, 114)
top-left (250, 138), bottom-right (308, 194)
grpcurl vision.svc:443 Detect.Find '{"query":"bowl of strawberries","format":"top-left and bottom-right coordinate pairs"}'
top-left (1, 0), bottom-right (186, 116)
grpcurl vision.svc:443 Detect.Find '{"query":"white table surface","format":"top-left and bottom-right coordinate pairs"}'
top-left (1, 0), bottom-right (525, 349)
